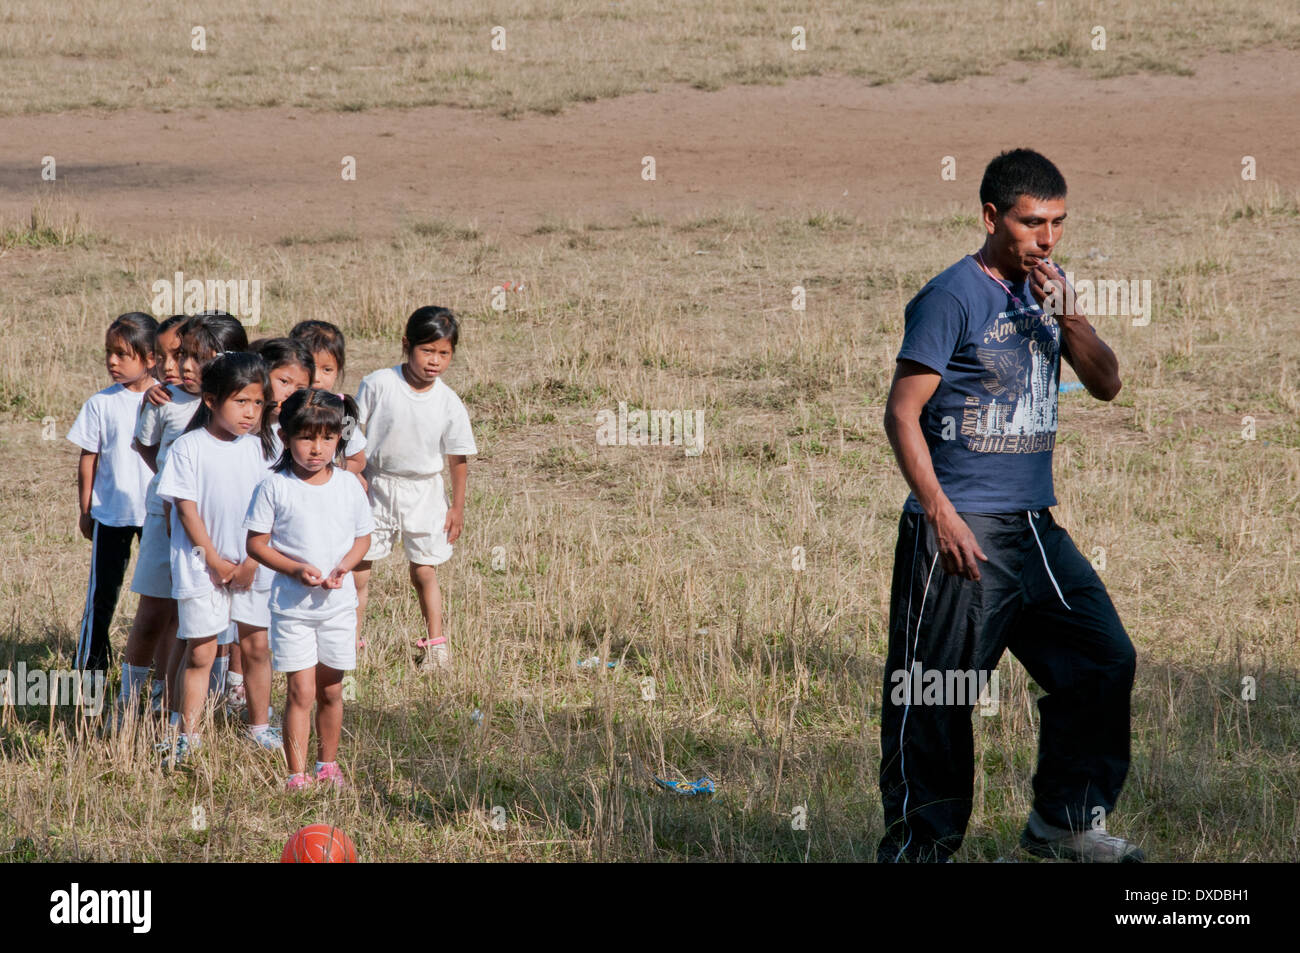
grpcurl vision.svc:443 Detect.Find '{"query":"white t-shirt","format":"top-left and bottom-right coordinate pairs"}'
top-left (354, 367), bottom-right (477, 480)
top-left (66, 384), bottom-right (153, 527)
top-left (253, 425), bottom-right (367, 591)
top-left (135, 386), bottom-right (201, 516)
top-left (243, 467), bottom-right (375, 619)
top-left (157, 427), bottom-right (270, 599)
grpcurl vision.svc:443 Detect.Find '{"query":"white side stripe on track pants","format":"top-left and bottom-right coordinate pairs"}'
top-left (75, 521), bottom-right (100, 670)
top-left (896, 518), bottom-right (940, 862)
top-left (1028, 510), bottom-right (1072, 612)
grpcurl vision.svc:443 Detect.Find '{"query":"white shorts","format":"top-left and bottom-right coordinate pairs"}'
top-left (270, 611), bottom-right (357, 673)
top-left (177, 588), bottom-right (269, 642)
top-left (130, 511), bottom-right (173, 599)
top-left (177, 589), bottom-right (234, 642)
top-left (233, 587), bottom-right (271, 630)
top-left (365, 472), bottom-right (452, 566)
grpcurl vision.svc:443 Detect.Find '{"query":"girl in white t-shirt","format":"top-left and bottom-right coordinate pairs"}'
top-left (116, 315), bottom-right (199, 719)
top-left (352, 307), bottom-right (478, 672)
top-left (216, 337), bottom-right (318, 721)
top-left (156, 351), bottom-right (275, 765)
top-left (118, 314), bottom-right (248, 729)
top-left (287, 322), bottom-right (372, 647)
top-left (68, 312), bottom-right (159, 675)
top-left (245, 389), bottom-right (373, 791)
top-left (288, 319), bottom-right (369, 485)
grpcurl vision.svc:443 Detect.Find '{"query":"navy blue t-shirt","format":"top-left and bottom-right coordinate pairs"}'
top-left (896, 255), bottom-right (1062, 515)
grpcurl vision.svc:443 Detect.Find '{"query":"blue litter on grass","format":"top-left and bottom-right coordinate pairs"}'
top-left (470, 709), bottom-right (483, 724)
top-left (577, 656), bottom-right (618, 669)
top-left (1060, 381), bottom-right (1085, 395)
top-left (654, 775), bottom-right (715, 796)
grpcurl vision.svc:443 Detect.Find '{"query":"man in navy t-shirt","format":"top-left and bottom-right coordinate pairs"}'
top-left (898, 257), bottom-right (1063, 514)
top-left (879, 149), bottom-right (1142, 862)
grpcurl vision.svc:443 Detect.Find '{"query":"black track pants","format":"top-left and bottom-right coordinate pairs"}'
top-left (877, 508), bottom-right (1136, 862)
top-left (75, 521), bottom-right (141, 673)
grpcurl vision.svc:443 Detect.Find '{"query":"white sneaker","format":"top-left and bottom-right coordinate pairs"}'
top-left (1020, 809), bottom-right (1145, 863)
top-left (420, 643), bottom-right (450, 672)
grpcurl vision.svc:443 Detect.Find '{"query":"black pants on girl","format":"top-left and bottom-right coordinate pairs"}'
top-left (75, 521), bottom-right (142, 673)
top-left (877, 508), bottom-right (1136, 863)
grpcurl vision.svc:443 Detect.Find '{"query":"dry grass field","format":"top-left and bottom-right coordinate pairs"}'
top-left (2, 183), bottom-right (1297, 861)
top-left (0, 3), bottom-right (1298, 863)
top-left (2, 0), bottom-right (1296, 116)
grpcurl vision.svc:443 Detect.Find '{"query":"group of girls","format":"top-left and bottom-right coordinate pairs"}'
top-left (67, 307), bottom-right (477, 789)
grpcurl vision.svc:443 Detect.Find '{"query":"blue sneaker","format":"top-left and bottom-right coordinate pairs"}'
top-left (164, 735), bottom-right (201, 769)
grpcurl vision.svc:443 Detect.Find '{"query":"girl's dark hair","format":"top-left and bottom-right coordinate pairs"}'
top-left (106, 312), bottom-right (159, 361)
top-left (184, 351), bottom-right (275, 459)
top-left (289, 320), bottom-right (346, 380)
top-left (404, 306), bottom-right (459, 352)
top-left (252, 337), bottom-right (316, 382)
top-left (271, 388), bottom-right (360, 474)
top-left (979, 149), bottom-right (1067, 217)
top-left (179, 311), bottom-right (250, 366)
top-left (156, 314), bottom-right (189, 339)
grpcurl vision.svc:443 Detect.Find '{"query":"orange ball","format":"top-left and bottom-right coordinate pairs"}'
top-left (281, 825), bottom-right (358, 863)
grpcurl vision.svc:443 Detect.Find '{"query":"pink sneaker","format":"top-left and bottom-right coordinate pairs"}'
top-left (314, 762), bottom-right (347, 789)
top-left (285, 773), bottom-right (313, 792)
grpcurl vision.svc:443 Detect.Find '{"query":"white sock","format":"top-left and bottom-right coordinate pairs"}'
top-left (208, 657), bottom-right (229, 695)
top-left (119, 663), bottom-right (150, 704)
top-left (227, 671), bottom-right (244, 688)
top-left (149, 679), bottom-right (165, 712)
top-left (248, 723), bottom-right (269, 736)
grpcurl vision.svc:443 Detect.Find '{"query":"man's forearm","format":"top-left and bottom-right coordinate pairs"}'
top-left (884, 412), bottom-right (950, 521)
top-left (1060, 313), bottom-right (1121, 401)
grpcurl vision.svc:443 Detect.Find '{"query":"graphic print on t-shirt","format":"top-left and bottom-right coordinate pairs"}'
top-left (960, 303), bottom-right (1060, 455)
top-left (896, 255), bottom-right (1064, 514)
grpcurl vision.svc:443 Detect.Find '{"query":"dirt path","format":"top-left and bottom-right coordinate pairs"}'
top-left (1, 49), bottom-right (1295, 241)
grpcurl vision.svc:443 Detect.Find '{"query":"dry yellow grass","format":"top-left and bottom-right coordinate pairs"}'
top-left (1, 0), bottom-right (1297, 116)
top-left (1, 181), bottom-right (1297, 860)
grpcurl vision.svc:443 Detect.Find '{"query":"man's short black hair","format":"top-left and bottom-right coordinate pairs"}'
top-left (979, 149), bottom-right (1067, 217)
